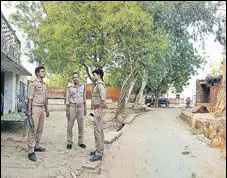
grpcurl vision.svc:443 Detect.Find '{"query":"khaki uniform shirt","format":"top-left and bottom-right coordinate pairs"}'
top-left (28, 79), bottom-right (47, 106)
top-left (91, 80), bottom-right (107, 109)
top-left (66, 83), bottom-right (86, 105)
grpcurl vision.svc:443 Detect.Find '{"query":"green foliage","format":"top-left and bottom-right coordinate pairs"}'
top-left (104, 70), bottom-right (124, 87)
top-left (210, 57), bottom-right (226, 77)
top-left (214, 1), bottom-right (226, 52)
top-left (38, 1), bottom-right (114, 72)
top-left (45, 63), bottom-right (87, 88)
top-left (9, 1), bottom-right (167, 82)
top-left (103, 2), bottom-right (168, 89)
top-left (9, 1), bottom-right (44, 61)
top-left (28, 76), bottom-right (36, 81)
top-left (140, 1), bottom-right (217, 94)
top-left (8, 1), bottom-right (223, 94)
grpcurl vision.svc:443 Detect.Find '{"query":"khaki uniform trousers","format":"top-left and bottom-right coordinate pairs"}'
top-left (94, 109), bottom-right (106, 156)
top-left (27, 106), bottom-right (45, 154)
top-left (67, 105), bottom-right (84, 145)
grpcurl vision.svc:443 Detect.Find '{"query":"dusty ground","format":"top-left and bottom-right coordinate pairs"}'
top-left (1, 105), bottom-right (226, 178)
top-left (1, 106), bottom-right (132, 178)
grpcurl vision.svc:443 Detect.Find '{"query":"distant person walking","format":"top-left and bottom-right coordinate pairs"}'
top-left (186, 97), bottom-right (191, 108)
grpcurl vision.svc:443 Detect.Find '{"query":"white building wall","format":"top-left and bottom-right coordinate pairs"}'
top-left (165, 86), bottom-right (184, 99)
top-left (12, 72), bottom-right (16, 111)
top-left (4, 71), bottom-right (13, 114)
top-left (3, 71), bottom-right (17, 114)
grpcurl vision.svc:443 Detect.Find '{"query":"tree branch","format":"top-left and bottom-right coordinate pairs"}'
top-left (82, 63), bottom-right (94, 84)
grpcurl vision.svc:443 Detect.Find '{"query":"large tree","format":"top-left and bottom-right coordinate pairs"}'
top-left (9, 1), bottom-right (167, 117)
top-left (101, 2), bottom-right (167, 118)
top-left (132, 1), bottom-right (220, 107)
top-left (9, 1), bottom-right (224, 117)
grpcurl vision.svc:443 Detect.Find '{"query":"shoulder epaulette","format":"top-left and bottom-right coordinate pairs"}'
top-left (67, 83), bottom-right (73, 88)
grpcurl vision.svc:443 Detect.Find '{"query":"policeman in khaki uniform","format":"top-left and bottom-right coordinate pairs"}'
top-left (66, 72), bottom-right (87, 149)
top-left (27, 66), bottom-right (49, 162)
top-left (89, 69), bottom-right (107, 162)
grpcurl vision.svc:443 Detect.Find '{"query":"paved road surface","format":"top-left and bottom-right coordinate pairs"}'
top-left (91, 108), bottom-right (226, 178)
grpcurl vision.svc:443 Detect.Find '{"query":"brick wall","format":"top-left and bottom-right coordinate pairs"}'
top-left (86, 84), bottom-right (120, 102)
top-left (196, 77), bottom-right (222, 112)
top-left (208, 82), bottom-right (221, 112)
top-left (47, 84), bottom-right (121, 102)
top-left (168, 98), bottom-right (184, 104)
top-left (196, 79), bottom-right (210, 105)
top-left (47, 88), bottom-right (66, 97)
top-left (196, 79), bottom-right (202, 104)
top-left (215, 60), bottom-right (226, 117)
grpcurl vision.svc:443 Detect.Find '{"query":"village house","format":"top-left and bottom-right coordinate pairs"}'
top-left (1, 11), bottom-right (32, 117)
top-left (195, 74), bottom-right (223, 112)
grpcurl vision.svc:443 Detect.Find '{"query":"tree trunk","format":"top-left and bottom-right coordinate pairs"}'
top-left (114, 49), bottom-right (137, 122)
top-left (154, 90), bottom-right (159, 107)
top-left (125, 77), bottom-right (137, 105)
top-left (114, 71), bottom-right (135, 121)
top-left (215, 59), bottom-right (226, 117)
top-left (134, 70), bottom-right (147, 108)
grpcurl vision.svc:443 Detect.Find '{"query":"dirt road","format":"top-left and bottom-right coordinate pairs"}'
top-left (88, 108), bottom-right (226, 178)
top-left (1, 109), bottom-right (114, 178)
top-left (1, 107), bottom-right (226, 178)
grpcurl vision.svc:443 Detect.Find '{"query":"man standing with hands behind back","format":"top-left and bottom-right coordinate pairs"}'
top-left (27, 66), bottom-right (49, 162)
top-left (66, 72), bottom-right (87, 149)
top-left (89, 69), bottom-right (107, 162)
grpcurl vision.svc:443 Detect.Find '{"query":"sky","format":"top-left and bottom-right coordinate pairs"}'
top-left (1, 1), bottom-right (226, 99)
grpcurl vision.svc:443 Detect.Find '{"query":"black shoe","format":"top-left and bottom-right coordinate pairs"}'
top-left (67, 144), bottom-right (72, 149)
top-left (28, 152), bottom-right (37, 162)
top-left (34, 147), bottom-right (46, 152)
top-left (89, 151), bottom-right (96, 156)
top-left (78, 144), bottom-right (86, 149)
